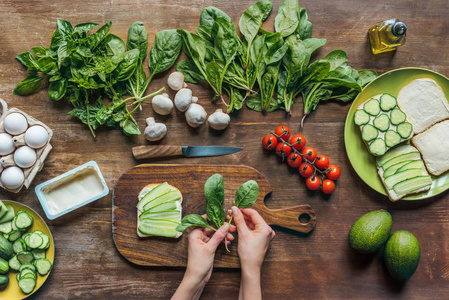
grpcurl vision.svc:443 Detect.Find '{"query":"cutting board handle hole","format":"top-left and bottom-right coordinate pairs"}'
top-left (298, 213), bottom-right (311, 224)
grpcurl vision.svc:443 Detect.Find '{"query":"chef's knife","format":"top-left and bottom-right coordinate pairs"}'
top-left (132, 145), bottom-right (243, 160)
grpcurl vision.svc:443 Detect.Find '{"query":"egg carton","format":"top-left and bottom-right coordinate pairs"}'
top-left (0, 99), bottom-right (53, 193)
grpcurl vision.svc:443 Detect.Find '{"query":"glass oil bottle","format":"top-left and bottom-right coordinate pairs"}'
top-left (368, 19), bottom-right (407, 54)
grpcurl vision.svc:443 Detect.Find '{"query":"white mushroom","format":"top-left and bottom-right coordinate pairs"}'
top-left (152, 94), bottom-right (173, 115)
top-left (185, 104), bottom-right (207, 128)
top-left (167, 72), bottom-right (185, 91)
top-left (174, 88), bottom-right (193, 112)
top-left (207, 109), bottom-right (230, 130)
top-left (144, 118), bottom-right (167, 141)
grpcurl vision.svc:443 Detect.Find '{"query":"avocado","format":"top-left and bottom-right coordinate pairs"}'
top-left (384, 230), bottom-right (420, 280)
top-left (348, 210), bottom-right (392, 254)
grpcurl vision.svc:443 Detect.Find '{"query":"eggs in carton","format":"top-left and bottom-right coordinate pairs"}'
top-left (0, 99), bottom-right (53, 193)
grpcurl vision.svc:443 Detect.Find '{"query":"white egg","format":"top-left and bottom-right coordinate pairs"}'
top-left (14, 146), bottom-right (37, 168)
top-left (1, 166), bottom-right (24, 189)
top-left (25, 125), bottom-right (49, 149)
top-left (0, 133), bottom-right (15, 155)
top-left (4, 113), bottom-right (28, 135)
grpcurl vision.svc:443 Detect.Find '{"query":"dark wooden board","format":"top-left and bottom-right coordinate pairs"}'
top-left (112, 164), bottom-right (316, 268)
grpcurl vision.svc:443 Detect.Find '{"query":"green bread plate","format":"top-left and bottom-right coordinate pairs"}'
top-left (344, 67), bottom-right (449, 200)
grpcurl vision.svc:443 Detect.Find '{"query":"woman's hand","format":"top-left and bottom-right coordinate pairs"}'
top-left (172, 216), bottom-right (234, 300)
top-left (229, 207), bottom-right (275, 300)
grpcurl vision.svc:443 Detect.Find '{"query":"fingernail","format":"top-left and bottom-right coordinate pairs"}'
top-left (231, 206), bottom-right (239, 216)
top-left (221, 223), bottom-right (230, 233)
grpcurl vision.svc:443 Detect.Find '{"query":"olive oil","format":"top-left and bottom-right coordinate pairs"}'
top-left (368, 19), bottom-right (407, 54)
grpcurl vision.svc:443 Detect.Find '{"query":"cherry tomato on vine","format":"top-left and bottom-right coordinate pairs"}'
top-left (289, 134), bottom-right (306, 151)
top-left (322, 179), bottom-right (336, 194)
top-left (275, 142), bottom-right (291, 158)
top-left (274, 126), bottom-right (291, 141)
top-left (326, 165), bottom-right (341, 181)
top-left (306, 176), bottom-right (321, 191)
top-left (287, 152), bottom-right (302, 168)
top-left (315, 155), bottom-right (330, 170)
top-left (301, 147), bottom-right (317, 162)
top-left (262, 134), bottom-right (278, 150)
top-left (299, 162), bottom-right (314, 177)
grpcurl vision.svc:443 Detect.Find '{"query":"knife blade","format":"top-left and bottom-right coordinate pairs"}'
top-left (132, 145), bottom-right (243, 160)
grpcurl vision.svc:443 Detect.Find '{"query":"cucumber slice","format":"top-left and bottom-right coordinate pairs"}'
top-left (0, 222), bottom-right (12, 235)
top-left (385, 168), bottom-right (428, 190)
top-left (8, 255), bottom-right (21, 271)
top-left (0, 206), bottom-right (15, 224)
top-left (34, 259), bottom-right (52, 276)
top-left (383, 161), bottom-right (411, 178)
top-left (385, 130), bottom-right (402, 148)
top-left (362, 124), bottom-right (378, 142)
top-left (18, 278), bottom-right (36, 294)
top-left (139, 210), bottom-right (181, 223)
top-left (15, 213), bottom-right (33, 230)
top-left (354, 109), bottom-right (370, 126)
top-left (380, 94), bottom-right (397, 111)
top-left (393, 176), bottom-right (432, 195)
top-left (28, 233), bottom-right (43, 249)
top-left (19, 268), bottom-right (36, 279)
top-left (149, 201), bottom-right (180, 213)
top-left (0, 202), bottom-right (7, 220)
top-left (17, 251), bottom-right (34, 264)
top-left (363, 98), bottom-right (381, 116)
top-left (8, 230), bottom-right (23, 242)
top-left (373, 114), bottom-right (390, 131)
top-left (397, 160), bottom-right (426, 173)
top-left (376, 145), bottom-right (418, 167)
top-left (37, 233), bottom-right (50, 250)
top-left (136, 182), bottom-right (172, 212)
top-left (31, 249), bottom-right (46, 260)
top-left (390, 108), bottom-right (406, 125)
top-left (369, 138), bottom-right (387, 156)
top-left (397, 122), bottom-right (413, 138)
top-left (383, 152), bottom-right (422, 171)
top-left (143, 190), bottom-right (182, 212)
top-left (138, 219), bottom-right (179, 237)
top-left (19, 263), bottom-right (36, 273)
top-left (13, 238), bottom-right (27, 254)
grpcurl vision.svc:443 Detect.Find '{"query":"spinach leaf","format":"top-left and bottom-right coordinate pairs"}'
top-left (200, 7), bottom-right (231, 28)
top-left (274, 0), bottom-right (299, 38)
top-left (102, 33), bottom-right (126, 57)
top-left (176, 214), bottom-right (216, 232)
top-left (204, 174), bottom-right (225, 205)
top-left (176, 59), bottom-right (205, 83)
top-left (239, 1), bottom-right (273, 49)
top-left (13, 76), bottom-right (44, 96)
top-left (116, 49), bottom-right (139, 81)
top-left (296, 8), bottom-right (313, 40)
top-left (206, 198), bottom-right (226, 229)
top-left (235, 180), bottom-right (259, 208)
top-left (126, 21), bottom-right (148, 62)
top-left (148, 29), bottom-right (182, 76)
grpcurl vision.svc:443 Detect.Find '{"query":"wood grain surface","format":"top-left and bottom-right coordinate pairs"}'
top-left (0, 0), bottom-right (448, 299)
top-left (112, 164), bottom-right (316, 268)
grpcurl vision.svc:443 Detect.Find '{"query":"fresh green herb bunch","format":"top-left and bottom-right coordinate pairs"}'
top-left (14, 19), bottom-right (182, 137)
top-left (176, 0), bottom-right (377, 123)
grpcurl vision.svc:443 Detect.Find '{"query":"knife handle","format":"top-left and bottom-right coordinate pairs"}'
top-left (132, 145), bottom-right (183, 160)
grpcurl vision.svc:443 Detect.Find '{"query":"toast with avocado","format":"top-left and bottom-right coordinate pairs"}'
top-left (136, 182), bottom-right (183, 238)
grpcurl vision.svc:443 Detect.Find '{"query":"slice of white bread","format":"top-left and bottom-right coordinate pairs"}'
top-left (397, 78), bottom-right (449, 134)
top-left (137, 183), bottom-right (182, 238)
top-left (412, 119), bottom-right (449, 176)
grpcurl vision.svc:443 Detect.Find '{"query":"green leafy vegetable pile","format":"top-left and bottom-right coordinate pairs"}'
top-left (176, 0), bottom-right (377, 124)
top-left (176, 174), bottom-right (259, 251)
top-left (14, 20), bottom-right (182, 137)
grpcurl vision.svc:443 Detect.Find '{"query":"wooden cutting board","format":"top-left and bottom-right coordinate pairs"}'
top-left (112, 164), bottom-right (316, 268)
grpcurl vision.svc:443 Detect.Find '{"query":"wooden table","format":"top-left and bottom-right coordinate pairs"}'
top-left (1, 0), bottom-right (448, 298)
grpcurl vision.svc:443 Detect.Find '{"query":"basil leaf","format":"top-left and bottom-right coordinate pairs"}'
top-left (176, 59), bottom-right (205, 83)
top-left (176, 214), bottom-right (216, 232)
top-left (90, 21), bottom-right (112, 48)
top-left (73, 22), bottom-right (99, 34)
top-left (116, 49), bottom-right (139, 81)
top-left (235, 180), bottom-right (259, 208)
top-left (37, 57), bottom-right (58, 75)
top-left (15, 52), bottom-right (39, 75)
top-left (274, 0), bottom-right (299, 38)
top-left (148, 29), bottom-right (182, 76)
top-left (122, 119), bottom-right (141, 136)
top-left (57, 19), bottom-right (73, 36)
top-left (76, 46), bottom-right (93, 58)
top-left (200, 6), bottom-right (232, 28)
top-left (102, 33), bottom-right (126, 57)
top-left (31, 47), bottom-right (48, 59)
top-left (13, 76), bottom-right (44, 96)
top-left (68, 98), bottom-right (104, 130)
top-left (127, 21), bottom-right (148, 62)
top-left (48, 78), bottom-right (68, 101)
top-left (57, 41), bottom-right (69, 68)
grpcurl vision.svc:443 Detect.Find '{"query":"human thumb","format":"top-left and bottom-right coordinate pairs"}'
top-left (207, 223), bottom-right (229, 250)
top-left (231, 206), bottom-right (249, 234)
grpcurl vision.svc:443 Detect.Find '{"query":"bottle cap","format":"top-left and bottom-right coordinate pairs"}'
top-left (392, 22), bottom-right (407, 36)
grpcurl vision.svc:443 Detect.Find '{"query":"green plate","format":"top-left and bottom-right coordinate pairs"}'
top-left (344, 67), bottom-right (449, 200)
